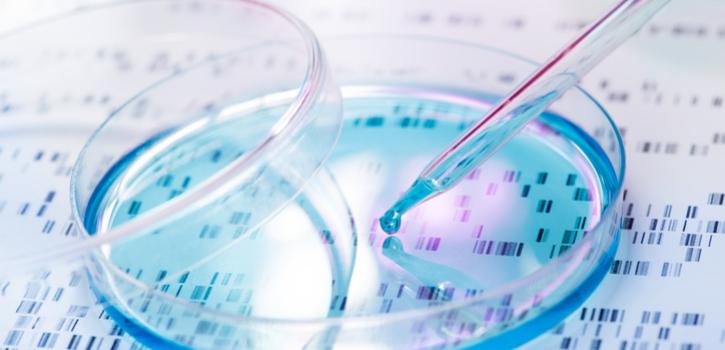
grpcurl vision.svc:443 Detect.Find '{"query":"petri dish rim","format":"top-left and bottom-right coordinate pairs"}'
top-left (88, 35), bottom-right (626, 328)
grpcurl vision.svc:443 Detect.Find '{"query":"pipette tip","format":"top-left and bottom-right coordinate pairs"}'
top-left (379, 210), bottom-right (402, 234)
top-left (379, 178), bottom-right (439, 234)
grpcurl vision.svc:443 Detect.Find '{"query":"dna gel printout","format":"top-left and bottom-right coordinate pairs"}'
top-left (0, 0), bottom-right (724, 349)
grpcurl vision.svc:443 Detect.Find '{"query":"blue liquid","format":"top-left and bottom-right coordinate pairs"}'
top-left (328, 88), bottom-right (620, 347)
top-left (328, 88), bottom-right (618, 292)
top-left (83, 101), bottom-right (355, 348)
top-left (83, 86), bottom-right (620, 349)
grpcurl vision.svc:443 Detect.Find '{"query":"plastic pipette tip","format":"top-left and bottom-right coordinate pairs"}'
top-left (379, 210), bottom-right (402, 234)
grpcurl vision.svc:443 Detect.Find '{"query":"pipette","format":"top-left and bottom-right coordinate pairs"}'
top-left (379, 0), bottom-right (670, 234)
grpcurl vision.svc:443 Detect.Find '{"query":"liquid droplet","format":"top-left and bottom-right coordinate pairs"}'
top-left (379, 210), bottom-right (402, 234)
top-left (379, 178), bottom-right (438, 235)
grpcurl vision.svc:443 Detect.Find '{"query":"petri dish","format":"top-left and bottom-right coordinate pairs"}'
top-left (0, 0), bottom-right (349, 282)
top-left (0, 0), bottom-right (355, 345)
top-left (67, 35), bottom-right (624, 348)
top-left (65, 2), bottom-right (356, 347)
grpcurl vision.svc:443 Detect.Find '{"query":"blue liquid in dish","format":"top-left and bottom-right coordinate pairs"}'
top-left (82, 86), bottom-right (620, 349)
top-left (330, 87), bottom-right (619, 301)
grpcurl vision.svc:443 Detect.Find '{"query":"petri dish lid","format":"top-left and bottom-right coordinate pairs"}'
top-left (0, 0), bottom-right (340, 280)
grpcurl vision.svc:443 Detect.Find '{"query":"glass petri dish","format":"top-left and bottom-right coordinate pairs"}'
top-left (65, 1), bottom-right (357, 343)
top-left (69, 35), bottom-right (624, 349)
top-left (0, 1), bottom-right (357, 344)
top-left (0, 0), bottom-right (349, 282)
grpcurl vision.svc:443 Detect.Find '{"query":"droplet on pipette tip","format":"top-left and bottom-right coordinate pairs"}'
top-left (379, 210), bottom-right (402, 234)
